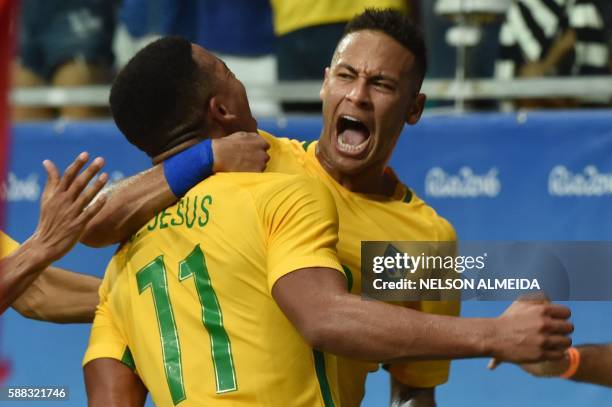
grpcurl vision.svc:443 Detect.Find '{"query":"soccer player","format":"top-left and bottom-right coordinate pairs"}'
top-left (84, 36), bottom-right (353, 406)
top-left (86, 12), bottom-right (572, 405)
top-left (0, 134), bottom-right (269, 322)
top-left (83, 36), bottom-right (573, 407)
top-left (0, 153), bottom-right (107, 321)
top-left (80, 10), bottom-right (461, 405)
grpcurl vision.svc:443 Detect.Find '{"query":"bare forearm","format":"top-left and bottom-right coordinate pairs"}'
top-left (12, 266), bottom-right (101, 323)
top-left (277, 269), bottom-right (571, 367)
top-left (0, 238), bottom-right (53, 314)
top-left (80, 133), bottom-right (271, 247)
top-left (81, 165), bottom-right (176, 247)
top-left (310, 293), bottom-right (491, 363)
top-left (572, 344), bottom-right (612, 387)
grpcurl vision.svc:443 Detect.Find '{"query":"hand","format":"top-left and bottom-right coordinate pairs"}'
top-left (489, 298), bottom-right (573, 366)
top-left (28, 152), bottom-right (108, 264)
top-left (211, 131), bottom-right (270, 173)
top-left (520, 355), bottom-right (570, 377)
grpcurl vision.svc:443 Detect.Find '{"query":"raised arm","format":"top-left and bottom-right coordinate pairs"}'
top-left (79, 165), bottom-right (174, 248)
top-left (272, 267), bottom-right (574, 365)
top-left (0, 153), bottom-right (107, 315)
top-left (80, 132), bottom-right (269, 247)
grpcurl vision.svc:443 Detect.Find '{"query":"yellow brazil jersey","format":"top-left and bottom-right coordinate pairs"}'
top-left (260, 131), bottom-right (461, 407)
top-left (85, 172), bottom-right (345, 407)
top-left (270, 0), bottom-right (407, 36)
top-left (0, 231), bottom-right (19, 258)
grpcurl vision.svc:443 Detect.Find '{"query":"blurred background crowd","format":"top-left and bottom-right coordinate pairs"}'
top-left (10, 0), bottom-right (612, 121)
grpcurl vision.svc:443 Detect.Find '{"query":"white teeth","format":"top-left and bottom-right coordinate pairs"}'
top-left (342, 115), bottom-right (360, 123)
top-left (337, 133), bottom-right (368, 153)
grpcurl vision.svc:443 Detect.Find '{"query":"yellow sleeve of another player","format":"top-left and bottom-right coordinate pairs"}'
top-left (387, 217), bottom-right (461, 387)
top-left (0, 231), bottom-right (20, 258)
top-left (255, 175), bottom-right (345, 292)
top-left (83, 254), bottom-right (134, 370)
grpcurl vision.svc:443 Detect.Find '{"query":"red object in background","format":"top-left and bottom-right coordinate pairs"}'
top-left (0, 0), bottom-right (17, 187)
top-left (0, 359), bottom-right (9, 384)
top-left (0, 0), bottom-right (18, 386)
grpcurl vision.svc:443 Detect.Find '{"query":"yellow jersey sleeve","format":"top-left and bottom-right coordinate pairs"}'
top-left (83, 253), bottom-right (133, 370)
top-left (254, 175), bottom-right (345, 292)
top-left (0, 231), bottom-right (20, 258)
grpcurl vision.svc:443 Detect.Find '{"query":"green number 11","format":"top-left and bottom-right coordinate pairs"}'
top-left (137, 245), bottom-right (237, 405)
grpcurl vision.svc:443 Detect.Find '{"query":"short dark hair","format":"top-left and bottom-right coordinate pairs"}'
top-left (343, 8), bottom-right (427, 83)
top-left (110, 36), bottom-right (214, 157)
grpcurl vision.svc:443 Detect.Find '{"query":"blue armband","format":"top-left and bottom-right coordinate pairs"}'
top-left (163, 139), bottom-right (214, 197)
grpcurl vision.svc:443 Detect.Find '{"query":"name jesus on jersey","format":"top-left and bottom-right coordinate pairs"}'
top-left (146, 194), bottom-right (213, 231)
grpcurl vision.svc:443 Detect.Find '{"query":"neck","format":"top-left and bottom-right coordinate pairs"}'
top-left (315, 145), bottom-right (395, 196)
top-left (151, 124), bottom-right (228, 165)
top-left (152, 138), bottom-right (201, 164)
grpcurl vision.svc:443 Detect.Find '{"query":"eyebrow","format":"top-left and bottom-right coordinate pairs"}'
top-left (336, 63), bottom-right (399, 85)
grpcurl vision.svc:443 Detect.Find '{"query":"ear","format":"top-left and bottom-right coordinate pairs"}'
top-left (319, 67), bottom-right (330, 101)
top-left (209, 95), bottom-right (237, 125)
top-left (406, 93), bottom-right (426, 125)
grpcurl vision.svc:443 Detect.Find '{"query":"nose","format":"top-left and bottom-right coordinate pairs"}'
top-left (345, 78), bottom-right (372, 109)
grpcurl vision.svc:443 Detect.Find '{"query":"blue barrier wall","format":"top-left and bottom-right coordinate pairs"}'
top-left (3, 111), bottom-right (612, 406)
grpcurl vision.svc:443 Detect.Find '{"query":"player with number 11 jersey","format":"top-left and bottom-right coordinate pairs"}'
top-left (84, 172), bottom-right (345, 406)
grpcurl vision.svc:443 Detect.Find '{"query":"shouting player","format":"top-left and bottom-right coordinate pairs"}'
top-left (83, 12), bottom-right (574, 407)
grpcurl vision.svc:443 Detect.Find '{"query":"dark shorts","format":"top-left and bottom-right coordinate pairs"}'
top-left (19, 0), bottom-right (114, 80)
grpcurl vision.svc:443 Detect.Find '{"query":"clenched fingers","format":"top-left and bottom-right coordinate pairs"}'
top-left (545, 304), bottom-right (572, 320)
top-left (542, 350), bottom-right (566, 361)
top-left (544, 335), bottom-right (572, 351)
top-left (252, 133), bottom-right (270, 150)
top-left (544, 318), bottom-right (574, 335)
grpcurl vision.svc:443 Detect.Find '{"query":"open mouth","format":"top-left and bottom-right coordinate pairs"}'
top-left (335, 115), bottom-right (371, 157)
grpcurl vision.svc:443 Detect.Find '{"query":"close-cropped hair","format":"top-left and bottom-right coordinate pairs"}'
top-left (109, 36), bottom-right (214, 157)
top-left (344, 8), bottom-right (427, 82)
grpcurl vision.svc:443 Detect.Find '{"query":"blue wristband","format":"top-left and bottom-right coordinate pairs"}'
top-left (163, 139), bottom-right (214, 197)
